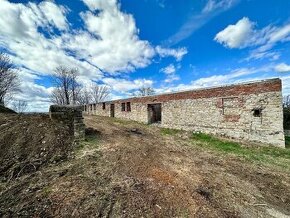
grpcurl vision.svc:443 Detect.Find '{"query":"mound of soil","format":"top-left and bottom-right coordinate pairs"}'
top-left (0, 105), bottom-right (16, 114)
top-left (0, 114), bottom-right (73, 181)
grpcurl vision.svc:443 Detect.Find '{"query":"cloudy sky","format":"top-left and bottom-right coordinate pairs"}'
top-left (0, 0), bottom-right (290, 112)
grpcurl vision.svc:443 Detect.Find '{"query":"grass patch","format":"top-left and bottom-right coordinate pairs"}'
top-left (161, 128), bottom-right (182, 136)
top-left (75, 128), bottom-right (100, 153)
top-left (191, 133), bottom-right (290, 169)
top-left (113, 118), bottom-right (137, 125)
top-left (42, 186), bottom-right (53, 197)
top-left (285, 136), bottom-right (290, 148)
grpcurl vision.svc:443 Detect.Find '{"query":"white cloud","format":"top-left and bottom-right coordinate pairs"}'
top-left (7, 68), bottom-right (53, 112)
top-left (82, 0), bottom-right (117, 12)
top-left (0, 0), bottom-right (187, 111)
top-left (203, 0), bottom-right (238, 13)
top-left (156, 46), bottom-right (187, 61)
top-left (0, 0), bottom-right (186, 76)
top-left (187, 68), bottom-right (253, 88)
top-left (160, 64), bottom-right (181, 83)
top-left (166, 0), bottom-right (239, 45)
top-left (38, 1), bottom-right (69, 31)
top-left (159, 67), bottom-right (268, 94)
top-left (102, 78), bottom-right (153, 93)
top-left (214, 17), bottom-right (255, 48)
top-left (164, 75), bottom-right (180, 83)
top-left (160, 64), bottom-right (176, 74)
top-left (275, 63), bottom-right (290, 73)
top-left (215, 17), bottom-right (290, 60)
top-left (75, 7), bottom-right (155, 73)
top-left (158, 64), bottom-right (290, 96)
top-left (268, 24), bottom-right (290, 44)
top-left (246, 51), bottom-right (280, 61)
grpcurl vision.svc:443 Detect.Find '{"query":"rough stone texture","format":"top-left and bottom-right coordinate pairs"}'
top-left (84, 79), bottom-right (285, 147)
top-left (50, 105), bottom-right (85, 141)
top-left (161, 92), bottom-right (284, 147)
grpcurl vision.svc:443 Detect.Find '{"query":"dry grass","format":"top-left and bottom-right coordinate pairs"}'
top-left (1, 114), bottom-right (290, 217)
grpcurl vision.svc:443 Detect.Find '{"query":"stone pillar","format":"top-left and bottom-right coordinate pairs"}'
top-left (73, 108), bottom-right (86, 141)
top-left (49, 105), bottom-right (85, 141)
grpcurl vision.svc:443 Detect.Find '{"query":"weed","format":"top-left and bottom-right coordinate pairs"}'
top-left (75, 129), bottom-right (100, 154)
top-left (113, 118), bottom-right (137, 125)
top-left (191, 133), bottom-right (290, 169)
top-left (42, 186), bottom-right (53, 197)
top-left (285, 136), bottom-right (290, 148)
top-left (161, 128), bottom-right (182, 135)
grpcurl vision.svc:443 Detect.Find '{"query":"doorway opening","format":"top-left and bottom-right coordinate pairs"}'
top-left (148, 103), bottom-right (161, 124)
top-left (110, 104), bottom-right (115, 117)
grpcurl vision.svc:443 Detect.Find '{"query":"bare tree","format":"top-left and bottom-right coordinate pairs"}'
top-left (135, 86), bottom-right (155, 97)
top-left (283, 95), bottom-right (290, 108)
top-left (12, 100), bottom-right (28, 113)
top-left (50, 87), bottom-right (66, 105)
top-left (0, 53), bottom-right (20, 106)
top-left (50, 67), bottom-right (80, 105)
top-left (78, 88), bottom-right (92, 105)
top-left (91, 84), bottom-right (110, 103)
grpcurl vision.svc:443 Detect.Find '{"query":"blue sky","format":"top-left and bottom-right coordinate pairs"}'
top-left (0, 0), bottom-right (290, 111)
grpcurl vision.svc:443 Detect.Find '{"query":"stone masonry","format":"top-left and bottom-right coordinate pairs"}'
top-left (49, 105), bottom-right (85, 141)
top-left (84, 78), bottom-right (285, 147)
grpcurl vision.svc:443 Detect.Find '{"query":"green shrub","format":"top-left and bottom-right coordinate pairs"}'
top-left (284, 108), bottom-right (290, 130)
top-left (286, 136), bottom-right (290, 148)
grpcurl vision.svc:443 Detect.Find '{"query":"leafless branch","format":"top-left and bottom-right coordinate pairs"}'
top-left (0, 52), bottom-right (20, 105)
top-left (283, 95), bottom-right (290, 108)
top-left (11, 100), bottom-right (28, 113)
top-left (134, 86), bottom-right (155, 97)
top-left (50, 66), bottom-right (80, 105)
top-left (91, 84), bottom-right (110, 103)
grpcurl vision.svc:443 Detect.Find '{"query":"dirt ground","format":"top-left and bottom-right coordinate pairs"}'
top-left (0, 114), bottom-right (290, 217)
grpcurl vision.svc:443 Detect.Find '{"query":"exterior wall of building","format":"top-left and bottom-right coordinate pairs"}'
top-left (83, 79), bottom-right (285, 147)
top-left (161, 92), bottom-right (284, 147)
top-left (94, 103), bottom-right (110, 117)
top-left (113, 102), bottom-right (148, 123)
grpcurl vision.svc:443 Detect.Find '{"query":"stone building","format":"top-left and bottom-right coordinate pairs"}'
top-left (84, 78), bottom-right (285, 148)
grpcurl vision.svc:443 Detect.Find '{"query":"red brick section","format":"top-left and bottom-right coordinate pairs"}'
top-left (109, 78), bottom-right (282, 104)
top-left (223, 115), bottom-right (241, 122)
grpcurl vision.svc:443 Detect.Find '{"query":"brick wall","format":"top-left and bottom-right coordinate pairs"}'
top-left (84, 79), bottom-right (285, 147)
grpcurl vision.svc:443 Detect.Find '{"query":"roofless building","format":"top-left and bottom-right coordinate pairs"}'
top-left (84, 78), bottom-right (285, 147)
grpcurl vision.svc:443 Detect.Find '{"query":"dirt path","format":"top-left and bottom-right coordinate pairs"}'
top-left (1, 115), bottom-right (290, 217)
top-left (81, 116), bottom-right (290, 217)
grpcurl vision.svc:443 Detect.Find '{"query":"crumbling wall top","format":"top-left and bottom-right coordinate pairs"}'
top-left (49, 105), bottom-right (85, 141)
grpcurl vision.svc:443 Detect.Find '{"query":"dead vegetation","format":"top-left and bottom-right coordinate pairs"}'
top-left (0, 114), bottom-right (290, 217)
top-left (0, 114), bottom-right (73, 182)
top-left (0, 105), bottom-right (16, 114)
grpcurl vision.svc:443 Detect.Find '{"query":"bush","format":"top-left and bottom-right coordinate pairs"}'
top-left (284, 108), bottom-right (290, 130)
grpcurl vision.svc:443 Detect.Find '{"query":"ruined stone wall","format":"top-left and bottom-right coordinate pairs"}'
top-left (94, 103), bottom-right (110, 117)
top-left (84, 79), bottom-right (285, 147)
top-left (113, 102), bottom-right (148, 123)
top-left (161, 91), bottom-right (285, 147)
top-left (50, 105), bottom-right (85, 141)
top-left (86, 102), bottom-right (148, 123)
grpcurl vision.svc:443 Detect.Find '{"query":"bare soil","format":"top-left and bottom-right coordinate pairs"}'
top-left (0, 114), bottom-right (290, 217)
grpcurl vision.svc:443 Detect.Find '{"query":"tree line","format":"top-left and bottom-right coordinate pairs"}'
top-left (50, 66), bottom-right (111, 105)
top-left (0, 52), bottom-right (156, 112)
top-left (284, 96), bottom-right (290, 130)
top-left (2, 52), bottom-right (290, 116)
